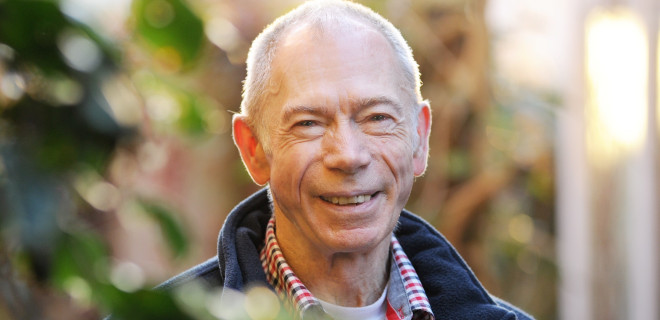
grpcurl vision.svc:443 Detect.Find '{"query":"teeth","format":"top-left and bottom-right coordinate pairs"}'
top-left (324, 194), bottom-right (372, 205)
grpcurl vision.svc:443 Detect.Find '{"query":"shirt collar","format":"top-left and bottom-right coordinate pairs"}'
top-left (260, 215), bottom-right (434, 319)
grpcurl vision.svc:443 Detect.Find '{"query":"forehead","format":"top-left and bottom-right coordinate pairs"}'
top-left (278, 18), bottom-right (392, 58)
top-left (267, 20), bottom-right (405, 112)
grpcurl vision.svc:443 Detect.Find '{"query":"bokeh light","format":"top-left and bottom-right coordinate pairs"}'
top-left (586, 7), bottom-right (648, 162)
top-left (110, 261), bottom-right (146, 293)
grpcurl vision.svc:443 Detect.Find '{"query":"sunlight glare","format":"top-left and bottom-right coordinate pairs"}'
top-left (586, 8), bottom-right (648, 161)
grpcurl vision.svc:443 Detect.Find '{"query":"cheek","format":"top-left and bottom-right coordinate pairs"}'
top-left (269, 143), bottom-right (320, 201)
top-left (375, 138), bottom-right (416, 200)
top-left (376, 135), bottom-right (415, 171)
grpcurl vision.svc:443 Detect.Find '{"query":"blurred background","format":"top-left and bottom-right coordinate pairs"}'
top-left (0, 0), bottom-right (658, 319)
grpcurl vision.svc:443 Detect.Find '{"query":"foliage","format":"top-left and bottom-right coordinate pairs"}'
top-left (0, 0), bottom-right (199, 318)
top-left (133, 0), bottom-right (205, 68)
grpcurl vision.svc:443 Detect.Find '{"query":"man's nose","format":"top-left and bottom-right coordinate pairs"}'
top-left (322, 123), bottom-right (371, 173)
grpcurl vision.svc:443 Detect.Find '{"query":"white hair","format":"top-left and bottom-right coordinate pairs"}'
top-left (240, 0), bottom-right (423, 152)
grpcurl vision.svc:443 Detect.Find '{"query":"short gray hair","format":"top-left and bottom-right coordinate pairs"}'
top-left (240, 0), bottom-right (423, 151)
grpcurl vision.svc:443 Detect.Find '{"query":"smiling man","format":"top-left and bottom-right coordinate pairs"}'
top-left (161, 1), bottom-right (532, 319)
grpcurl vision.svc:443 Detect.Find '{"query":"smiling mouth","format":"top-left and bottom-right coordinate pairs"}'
top-left (320, 192), bottom-right (378, 205)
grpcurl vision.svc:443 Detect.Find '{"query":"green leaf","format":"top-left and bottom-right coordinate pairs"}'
top-left (133, 0), bottom-right (205, 68)
top-left (51, 231), bottom-right (110, 288)
top-left (99, 284), bottom-right (195, 320)
top-left (0, 0), bottom-right (70, 74)
top-left (138, 200), bottom-right (189, 257)
top-left (177, 94), bottom-right (208, 136)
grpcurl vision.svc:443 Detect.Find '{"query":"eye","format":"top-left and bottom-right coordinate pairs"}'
top-left (296, 120), bottom-right (316, 127)
top-left (370, 114), bottom-right (390, 121)
top-left (291, 119), bottom-right (325, 137)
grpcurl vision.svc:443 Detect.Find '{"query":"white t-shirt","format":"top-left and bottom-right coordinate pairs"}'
top-left (318, 283), bottom-right (388, 320)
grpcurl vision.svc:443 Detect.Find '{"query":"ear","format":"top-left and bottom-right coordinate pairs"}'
top-left (232, 115), bottom-right (270, 185)
top-left (413, 101), bottom-right (431, 177)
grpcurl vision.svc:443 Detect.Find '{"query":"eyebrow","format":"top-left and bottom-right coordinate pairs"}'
top-left (354, 96), bottom-right (403, 114)
top-left (281, 96), bottom-right (402, 123)
top-left (281, 104), bottom-right (332, 123)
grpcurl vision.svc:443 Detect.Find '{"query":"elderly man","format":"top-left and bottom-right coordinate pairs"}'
top-left (162, 1), bottom-right (532, 319)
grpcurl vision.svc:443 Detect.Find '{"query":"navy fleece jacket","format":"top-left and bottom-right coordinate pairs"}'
top-left (160, 188), bottom-right (533, 319)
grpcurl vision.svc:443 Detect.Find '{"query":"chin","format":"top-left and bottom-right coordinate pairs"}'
top-left (323, 227), bottom-right (391, 254)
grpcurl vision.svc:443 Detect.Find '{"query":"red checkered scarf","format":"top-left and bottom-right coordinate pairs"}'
top-left (260, 216), bottom-right (434, 319)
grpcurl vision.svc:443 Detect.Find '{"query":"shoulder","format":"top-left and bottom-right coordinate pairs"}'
top-left (492, 296), bottom-right (535, 320)
top-left (157, 188), bottom-right (272, 291)
top-left (396, 210), bottom-right (534, 319)
top-left (156, 256), bottom-right (223, 291)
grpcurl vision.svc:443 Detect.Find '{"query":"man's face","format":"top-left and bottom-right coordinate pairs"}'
top-left (258, 24), bottom-right (428, 255)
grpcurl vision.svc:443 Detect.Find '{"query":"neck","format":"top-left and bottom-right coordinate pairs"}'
top-left (274, 214), bottom-right (391, 307)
